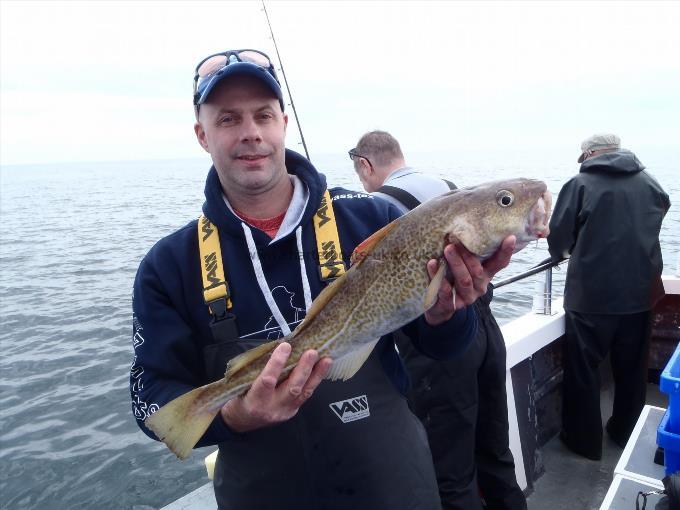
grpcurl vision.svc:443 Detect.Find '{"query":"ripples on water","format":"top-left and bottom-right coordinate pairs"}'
top-left (0, 155), bottom-right (677, 509)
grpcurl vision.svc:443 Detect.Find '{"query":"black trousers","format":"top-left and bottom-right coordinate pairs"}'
top-left (561, 310), bottom-right (651, 459)
top-left (397, 294), bottom-right (526, 510)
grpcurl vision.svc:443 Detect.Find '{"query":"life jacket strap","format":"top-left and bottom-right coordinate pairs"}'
top-left (376, 185), bottom-right (421, 210)
top-left (377, 179), bottom-right (458, 212)
top-left (313, 189), bottom-right (346, 281)
top-left (198, 214), bottom-right (232, 309)
top-left (198, 214), bottom-right (238, 341)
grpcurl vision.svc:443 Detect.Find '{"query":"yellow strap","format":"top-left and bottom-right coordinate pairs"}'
top-left (313, 189), bottom-right (346, 281)
top-left (197, 189), bottom-right (344, 314)
top-left (197, 215), bottom-right (232, 309)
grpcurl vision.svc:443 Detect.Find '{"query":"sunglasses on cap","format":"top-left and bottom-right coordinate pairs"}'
top-left (192, 49), bottom-right (281, 107)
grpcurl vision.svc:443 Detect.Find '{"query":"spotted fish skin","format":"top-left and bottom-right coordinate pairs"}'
top-left (285, 178), bottom-right (551, 362)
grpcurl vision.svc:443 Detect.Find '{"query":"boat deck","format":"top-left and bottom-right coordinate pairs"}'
top-left (526, 382), bottom-right (667, 509)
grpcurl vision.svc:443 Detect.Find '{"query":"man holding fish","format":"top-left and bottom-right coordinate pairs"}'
top-left (129, 48), bottom-right (549, 509)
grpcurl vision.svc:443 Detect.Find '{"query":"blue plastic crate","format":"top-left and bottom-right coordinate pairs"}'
top-left (660, 342), bottom-right (680, 434)
top-left (658, 409), bottom-right (680, 475)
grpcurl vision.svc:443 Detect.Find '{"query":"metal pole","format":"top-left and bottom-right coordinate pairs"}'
top-left (542, 265), bottom-right (553, 315)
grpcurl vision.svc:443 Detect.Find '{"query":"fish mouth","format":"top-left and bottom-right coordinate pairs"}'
top-left (526, 190), bottom-right (552, 238)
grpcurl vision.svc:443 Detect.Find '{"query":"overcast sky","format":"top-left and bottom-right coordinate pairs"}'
top-left (1, 1), bottom-right (679, 165)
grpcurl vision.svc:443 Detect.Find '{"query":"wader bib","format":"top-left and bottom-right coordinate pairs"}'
top-left (198, 191), bottom-right (441, 509)
top-left (205, 342), bottom-right (441, 510)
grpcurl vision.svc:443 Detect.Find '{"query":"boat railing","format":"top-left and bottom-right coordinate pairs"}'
top-left (494, 257), bottom-right (568, 315)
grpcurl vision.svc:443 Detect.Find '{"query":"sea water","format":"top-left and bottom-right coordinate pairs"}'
top-left (1, 152), bottom-right (677, 509)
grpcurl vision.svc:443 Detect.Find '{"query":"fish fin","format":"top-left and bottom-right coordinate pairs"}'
top-left (224, 340), bottom-right (281, 379)
top-left (325, 339), bottom-right (380, 381)
top-left (350, 220), bottom-right (399, 266)
top-left (145, 383), bottom-right (223, 460)
top-left (293, 273), bottom-right (349, 337)
top-left (423, 260), bottom-right (446, 311)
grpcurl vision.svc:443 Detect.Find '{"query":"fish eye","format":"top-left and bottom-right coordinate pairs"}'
top-left (496, 190), bottom-right (514, 207)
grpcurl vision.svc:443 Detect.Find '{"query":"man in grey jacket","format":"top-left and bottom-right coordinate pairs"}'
top-left (350, 130), bottom-right (527, 510)
top-left (548, 133), bottom-right (670, 460)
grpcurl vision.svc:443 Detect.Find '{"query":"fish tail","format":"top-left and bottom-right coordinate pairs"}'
top-left (146, 339), bottom-right (285, 459)
top-left (145, 382), bottom-right (229, 460)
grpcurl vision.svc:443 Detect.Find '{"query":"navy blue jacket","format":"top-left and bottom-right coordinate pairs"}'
top-left (130, 150), bottom-right (477, 448)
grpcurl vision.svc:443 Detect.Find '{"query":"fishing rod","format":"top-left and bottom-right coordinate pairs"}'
top-left (261, 1), bottom-right (311, 161)
top-left (493, 256), bottom-right (567, 290)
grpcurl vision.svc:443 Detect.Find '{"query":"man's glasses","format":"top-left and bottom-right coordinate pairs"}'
top-left (193, 49), bottom-right (280, 106)
top-left (348, 148), bottom-right (373, 169)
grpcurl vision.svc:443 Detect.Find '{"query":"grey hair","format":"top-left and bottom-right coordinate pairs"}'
top-left (355, 130), bottom-right (404, 167)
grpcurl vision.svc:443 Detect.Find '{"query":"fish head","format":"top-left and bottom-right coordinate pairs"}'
top-left (437, 178), bottom-right (551, 259)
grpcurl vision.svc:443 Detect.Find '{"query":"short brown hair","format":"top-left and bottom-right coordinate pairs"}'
top-left (355, 130), bottom-right (404, 167)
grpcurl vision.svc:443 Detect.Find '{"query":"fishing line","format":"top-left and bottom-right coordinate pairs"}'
top-left (262, 1), bottom-right (311, 161)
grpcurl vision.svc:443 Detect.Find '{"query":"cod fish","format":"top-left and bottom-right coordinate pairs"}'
top-left (146, 178), bottom-right (552, 459)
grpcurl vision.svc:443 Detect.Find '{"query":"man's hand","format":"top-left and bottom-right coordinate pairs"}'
top-left (424, 235), bottom-right (516, 326)
top-left (220, 342), bottom-right (332, 433)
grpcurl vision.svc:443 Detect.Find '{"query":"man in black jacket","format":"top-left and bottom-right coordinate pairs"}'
top-left (548, 133), bottom-right (670, 460)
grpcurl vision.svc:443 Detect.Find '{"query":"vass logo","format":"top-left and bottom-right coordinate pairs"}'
top-left (204, 252), bottom-right (220, 286)
top-left (201, 216), bottom-right (214, 241)
top-left (329, 395), bottom-right (370, 423)
top-left (315, 195), bottom-right (331, 227)
top-left (321, 240), bottom-right (342, 279)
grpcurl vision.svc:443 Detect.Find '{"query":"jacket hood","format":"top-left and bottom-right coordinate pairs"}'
top-left (580, 148), bottom-right (645, 175)
top-left (201, 149), bottom-right (326, 240)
